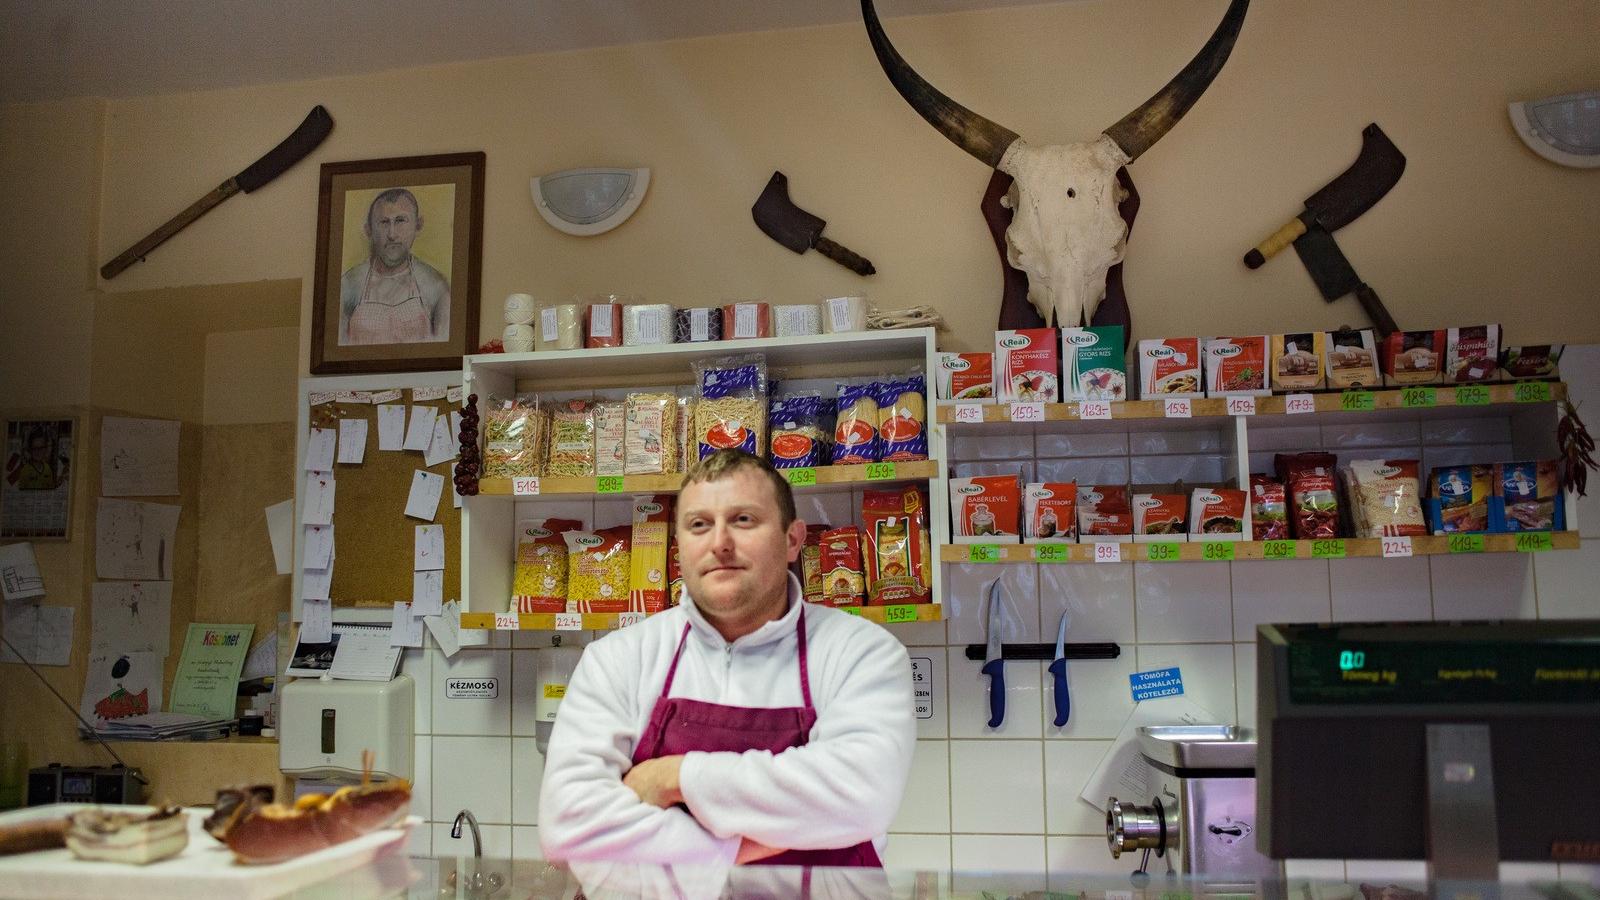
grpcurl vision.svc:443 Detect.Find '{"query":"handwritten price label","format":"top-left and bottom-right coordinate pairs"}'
top-left (595, 476), bottom-right (625, 494)
top-left (512, 477), bottom-right (541, 496)
top-left (1144, 542), bottom-right (1181, 562)
top-left (967, 544), bottom-right (1002, 563)
top-left (1093, 542), bottom-right (1123, 563)
top-left (953, 403), bottom-right (988, 424)
top-left (1455, 385), bottom-right (1491, 406)
top-left (1078, 401), bottom-right (1112, 421)
top-left (1381, 536), bottom-right (1414, 558)
top-left (1515, 532), bottom-right (1554, 552)
top-left (616, 612), bottom-right (646, 628)
top-left (554, 612), bottom-right (584, 631)
top-left (884, 605), bottom-right (919, 624)
top-left (1226, 396), bottom-right (1256, 416)
top-left (1311, 539), bottom-right (1347, 559)
top-left (1285, 394), bottom-right (1317, 415)
top-left (1008, 402), bottom-right (1045, 423)
top-left (1448, 533), bottom-right (1486, 554)
top-left (1340, 391), bottom-right (1376, 412)
top-left (493, 613), bottom-right (521, 631)
top-left (865, 462), bottom-right (897, 481)
top-left (1401, 387), bottom-right (1437, 409)
top-left (1201, 541), bottom-right (1237, 562)
top-left (785, 467), bottom-right (817, 487)
top-left (1514, 382), bottom-right (1552, 404)
top-left (1033, 544), bottom-right (1070, 563)
top-left (1163, 398), bottom-right (1192, 419)
top-left (1263, 540), bottom-right (1297, 560)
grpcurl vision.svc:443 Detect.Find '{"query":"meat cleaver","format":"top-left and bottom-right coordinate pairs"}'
top-left (752, 171), bottom-right (876, 275)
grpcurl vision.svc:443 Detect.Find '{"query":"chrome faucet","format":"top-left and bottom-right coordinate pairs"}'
top-left (450, 809), bottom-right (482, 858)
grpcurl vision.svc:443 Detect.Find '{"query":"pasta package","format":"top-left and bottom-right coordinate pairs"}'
top-left (1078, 484), bottom-right (1133, 538)
top-left (483, 397), bottom-right (548, 479)
top-left (949, 475), bottom-right (1021, 543)
top-left (1250, 475), bottom-right (1289, 541)
top-left (565, 526), bottom-right (632, 613)
top-left (862, 487), bottom-right (932, 605)
top-left (1024, 482), bottom-right (1077, 543)
top-left (722, 302), bottom-right (773, 340)
top-left (629, 496), bottom-right (673, 614)
top-left (1138, 338), bottom-right (1203, 399)
top-left (1495, 460), bottom-right (1561, 532)
top-left (819, 526), bottom-right (866, 607)
top-left (593, 402), bottom-right (626, 476)
top-left (1272, 332), bottom-right (1326, 392)
top-left (1190, 489), bottom-right (1248, 540)
top-left (625, 393), bottom-right (678, 475)
top-left (1204, 336), bottom-right (1269, 397)
top-left (1343, 459), bottom-right (1427, 538)
top-left (1134, 493), bottom-right (1188, 540)
top-left (513, 518), bottom-right (583, 613)
top-left (832, 380), bottom-right (881, 464)
top-left (877, 374), bottom-right (928, 462)
top-left (799, 524), bottom-right (830, 604)
top-left (693, 355), bottom-right (768, 459)
top-left (1276, 452), bottom-right (1340, 539)
top-left (676, 396), bottom-right (694, 473)
top-left (1431, 465), bottom-right (1493, 533)
top-left (546, 399), bottom-right (597, 477)
top-left (770, 393), bottom-right (830, 469)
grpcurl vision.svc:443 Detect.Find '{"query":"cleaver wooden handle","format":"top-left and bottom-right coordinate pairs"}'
top-left (1244, 217), bottom-right (1308, 269)
top-left (813, 236), bottom-right (876, 276)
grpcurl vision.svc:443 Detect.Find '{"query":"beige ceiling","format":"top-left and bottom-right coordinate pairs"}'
top-left (0, 0), bottom-right (1052, 104)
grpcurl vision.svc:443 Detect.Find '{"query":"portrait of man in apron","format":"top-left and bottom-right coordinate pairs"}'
top-left (337, 187), bottom-right (452, 346)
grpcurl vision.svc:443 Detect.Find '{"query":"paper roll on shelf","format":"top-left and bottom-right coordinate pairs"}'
top-left (623, 304), bottom-right (676, 347)
top-left (822, 296), bottom-right (869, 333)
top-left (774, 304), bottom-right (822, 337)
top-left (536, 304), bottom-right (584, 351)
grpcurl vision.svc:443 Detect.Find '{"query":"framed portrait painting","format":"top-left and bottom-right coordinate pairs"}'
top-left (310, 152), bottom-right (484, 375)
top-left (1, 418), bottom-right (76, 540)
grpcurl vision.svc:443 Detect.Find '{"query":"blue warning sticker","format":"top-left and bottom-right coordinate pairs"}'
top-left (1130, 667), bottom-right (1185, 702)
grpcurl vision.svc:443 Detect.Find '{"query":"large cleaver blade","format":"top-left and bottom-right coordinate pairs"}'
top-left (1293, 222), bottom-right (1398, 337)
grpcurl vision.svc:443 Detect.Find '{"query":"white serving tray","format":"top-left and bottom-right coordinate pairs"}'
top-left (0, 804), bottom-right (419, 900)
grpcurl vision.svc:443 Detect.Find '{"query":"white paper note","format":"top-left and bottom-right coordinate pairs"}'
top-left (301, 471), bottom-right (336, 525)
top-left (300, 597), bottom-right (333, 643)
top-left (100, 416), bottom-right (181, 497)
top-left (412, 387), bottom-right (447, 402)
top-left (305, 428), bottom-right (337, 471)
top-left (1079, 695), bottom-right (1219, 811)
top-left (423, 415), bottom-right (456, 468)
top-left (2, 601), bottom-right (73, 666)
top-left (404, 470), bottom-right (445, 521)
top-left (90, 581), bottom-right (172, 657)
top-left (412, 571), bottom-right (443, 616)
top-left (415, 525), bottom-right (445, 571)
top-left (264, 498), bottom-right (295, 575)
top-left (79, 650), bottom-right (162, 723)
top-left (371, 389), bottom-right (403, 404)
top-left (390, 601), bottom-right (424, 647)
top-left (0, 542), bottom-right (46, 601)
top-left (425, 600), bottom-right (462, 658)
top-left (302, 524), bottom-right (334, 570)
top-left (447, 386), bottom-right (463, 405)
top-left (376, 404), bottom-right (406, 450)
top-left (337, 419), bottom-right (369, 464)
top-left (450, 411), bottom-right (463, 439)
top-left (95, 499), bottom-right (181, 581)
top-left (302, 564), bottom-right (333, 601)
top-left (403, 406), bottom-right (438, 451)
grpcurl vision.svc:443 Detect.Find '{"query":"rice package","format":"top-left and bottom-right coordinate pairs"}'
top-left (1430, 464), bottom-right (1492, 533)
top-left (877, 374), bottom-right (928, 462)
top-left (1024, 482), bottom-right (1078, 543)
top-left (1276, 452), bottom-right (1340, 539)
top-left (1342, 459), bottom-right (1427, 538)
top-left (862, 487), bottom-right (932, 605)
top-left (996, 329), bottom-right (1060, 402)
top-left (565, 525), bottom-right (632, 614)
top-left (832, 380), bottom-right (881, 464)
top-left (513, 518), bottom-right (583, 613)
top-left (1495, 460), bottom-right (1561, 532)
top-left (1249, 475), bottom-right (1289, 541)
top-left (1062, 326), bottom-right (1127, 402)
top-left (819, 526), bottom-right (866, 607)
top-left (769, 392), bottom-right (830, 469)
top-left (693, 354), bottom-right (768, 459)
top-left (629, 496), bottom-right (673, 614)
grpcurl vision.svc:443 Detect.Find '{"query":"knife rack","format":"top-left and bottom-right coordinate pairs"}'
top-left (963, 642), bottom-right (1121, 661)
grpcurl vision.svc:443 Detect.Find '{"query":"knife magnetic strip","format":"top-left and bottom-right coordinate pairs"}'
top-left (964, 642), bottom-right (1121, 661)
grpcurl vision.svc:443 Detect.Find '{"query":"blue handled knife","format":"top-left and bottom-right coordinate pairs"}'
top-left (1048, 609), bottom-right (1071, 727)
top-left (982, 579), bottom-right (1006, 728)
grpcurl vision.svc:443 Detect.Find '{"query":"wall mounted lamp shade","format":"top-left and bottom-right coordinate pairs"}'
top-left (531, 167), bottom-right (650, 235)
top-left (1509, 91), bottom-right (1600, 168)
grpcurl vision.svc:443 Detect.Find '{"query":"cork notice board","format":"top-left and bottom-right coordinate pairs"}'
top-left (308, 389), bottom-right (460, 608)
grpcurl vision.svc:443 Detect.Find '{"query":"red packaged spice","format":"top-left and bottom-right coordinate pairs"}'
top-left (1249, 475), bottom-right (1289, 540)
top-left (1190, 489), bottom-right (1248, 538)
top-left (1134, 493), bottom-right (1188, 537)
top-left (1025, 482), bottom-right (1078, 542)
top-left (862, 487), bottom-right (932, 605)
top-left (1276, 452), bottom-right (1340, 539)
top-left (819, 526), bottom-right (866, 607)
top-left (1078, 484), bottom-right (1133, 536)
top-left (949, 475), bottom-right (1022, 542)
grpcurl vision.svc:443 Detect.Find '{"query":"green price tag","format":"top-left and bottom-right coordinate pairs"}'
top-left (841, 607), bottom-right (862, 616)
top-left (1033, 544), bottom-right (1070, 564)
top-left (596, 475), bottom-right (625, 494)
top-left (1311, 539), bottom-right (1347, 559)
top-left (1144, 542), bottom-right (1182, 562)
top-left (1448, 533), bottom-right (1486, 553)
top-left (1202, 541), bottom-right (1237, 562)
top-left (1340, 391), bottom-right (1376, 412)
top-left (1514, 532), bottom-right (1554, 552)
top-left (865, 461), bottom-right (897, 481)
top-left (1514, 382), bottom-right (1552, 404)
top-left (1263, 540), bottom-right (1297, 560)
top-left (967, 544), bottom-right (1002, 563)
top-left (1401, 387), bottom-right (1437, 408)
top-left (785, 467), bottom-right (817, 487)
top-left (1455, 385), bottom-right (1492, 406)
top-left (884, 605), bottom-right (920, 623)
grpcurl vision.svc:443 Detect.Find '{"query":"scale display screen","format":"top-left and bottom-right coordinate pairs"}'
top-left (1282, 625), bottom-right (1600, 705)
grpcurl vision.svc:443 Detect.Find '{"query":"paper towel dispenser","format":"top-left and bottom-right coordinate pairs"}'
top-left (280, 675), bottom-right (414, 781)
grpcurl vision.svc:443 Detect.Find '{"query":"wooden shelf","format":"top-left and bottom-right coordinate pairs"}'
top-left (476, 459), bottom-right (940, 497)
top-left (936, 382), bottom-right (1565, 425)
top-left (460, 602), bottom-right (942, 631)
top-left (940, 531), bottom-right (1579, 564)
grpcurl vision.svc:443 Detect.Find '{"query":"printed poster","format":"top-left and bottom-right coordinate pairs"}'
top-left (168, 623), bottom-right (254, 720)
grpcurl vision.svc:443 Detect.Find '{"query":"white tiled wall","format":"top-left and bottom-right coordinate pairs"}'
top-left (401, 349), bottom-right (1600, 890)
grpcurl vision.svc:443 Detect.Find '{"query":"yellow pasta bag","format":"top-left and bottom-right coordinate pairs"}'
top-left (512, 518), bottom-right (582, 613)
top-left (564, 526), bottom-right (632, 614)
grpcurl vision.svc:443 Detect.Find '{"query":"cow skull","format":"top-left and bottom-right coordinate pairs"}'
top-left (862, 0), bottom-right (1249, 328)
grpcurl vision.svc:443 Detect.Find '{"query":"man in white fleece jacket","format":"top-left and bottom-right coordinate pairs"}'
top-left (539, 450), bottom-right (915, 867)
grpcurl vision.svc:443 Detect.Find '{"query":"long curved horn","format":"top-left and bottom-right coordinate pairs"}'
top-left (1103, 0), bottom-right (1250, 162)
top-left (862, 0), bottom-right (1019, 169)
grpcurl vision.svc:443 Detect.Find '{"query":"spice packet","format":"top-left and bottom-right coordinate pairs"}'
top-left (949, 475), bottom-right (1022, 543)
top-left (936, 352), bottom-right (995, 401)
top-left (1495, 460), bottom-right (1561, 532)
top-left (1024, 482), bottom-right (1078, 543)
top-left (1190, 489), bottom-right (1248, 539)
top-left (1204, 336), bottom-right (1270, 397)
top-left (1062, 326), bottom-right (1127, 402)
top-left (1138, 338), bottom-right (1203, 399)
top-left (1249, 475), bottom-right (1289, 541)
top-left (1077, 484), bottom-right (1133, 539)
top-left (1134, 493), bottom-right (1188, 540)
top-left (1430, 465), bottom-right (1492, 534)
top-left (1276, 452), bottom-right (1340, 539)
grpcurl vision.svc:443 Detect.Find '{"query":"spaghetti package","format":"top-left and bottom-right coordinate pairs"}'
top-left (819, 526), bottom-right (866, 607)
top-left (565, 525), bottom-right (632, 613)
top-left (862, 487), bottom-right (932, 605)
top-left (629, 496), bottom-right (673, 613)
top-left (1134, 493), bottom-right (1188, 540)
top-left (513, 518), bottom-right (583, 613)
top-left (1430, 465), bottom-right (1493, 533)
top-left (1276, 452), bottom-right (1340, 539)
top-left (1078, 484), bottom-right (1134, 538)
top-left (799, 524), bottom-right (830, 604)
top-left (1024, 482), bottom-right (1078, 543)
top-left (832, 380), bottom-right (881, 464)
top-left (625, 392), bottom-right (678, 475)
top-left (593, 402), bottom-right (626, 476)
top-left (546, 399), bottom-right (597, 477)
top-left (1250, 475), bottom-right (1290, 540)
top-left (770, 392), bottom-right (831, 469)
top-left (676, 396), bottom-right (695, 473)
top-left (877, 374), bottom-right (928, 462)
top-left (693, 355), bottom-right (768, 459)
top-left (1495, 460), bottom-right (1561, 532)
top-left (1341, 459), bottom-right (1427, 538)
top-left (483, 397), bottom-right (548, 479)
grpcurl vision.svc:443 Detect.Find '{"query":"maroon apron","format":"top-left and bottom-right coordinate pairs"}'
top-left (630, 608), bottom-right (882, 868)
